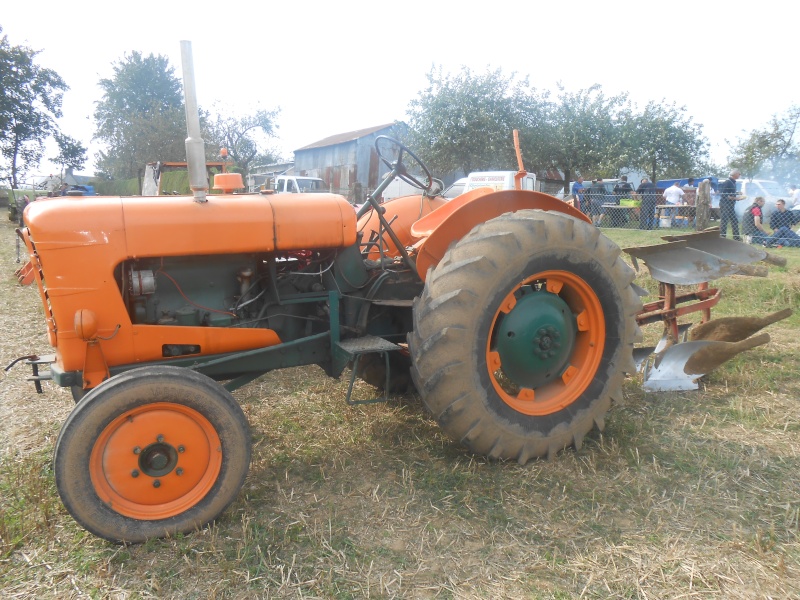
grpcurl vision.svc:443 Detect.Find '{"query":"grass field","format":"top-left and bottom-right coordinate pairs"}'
top-left (1, 216), bottom-right (799, 599)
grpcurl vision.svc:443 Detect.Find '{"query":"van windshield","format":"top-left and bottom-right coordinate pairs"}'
top-left (297, 178), bottom-right (326, 192)
top-left (737, 180), bottom-right (784, 197)
top-left (756, 181), bottom-right (785, 197)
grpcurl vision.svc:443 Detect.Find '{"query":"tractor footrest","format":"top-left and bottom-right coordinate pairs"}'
top-left (337, 335), bottom-right (400, 357)
top-left (336, 336), bottom-right (401, 405)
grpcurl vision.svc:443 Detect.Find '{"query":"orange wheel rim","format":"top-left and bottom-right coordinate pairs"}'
top-left (89, 402), bottom-right (222, 520)
top-left (486, 270), bottom-right (605, 416)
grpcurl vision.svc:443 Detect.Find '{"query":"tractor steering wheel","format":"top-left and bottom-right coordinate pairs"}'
top-left (375, 135), bottom-right (434, 193)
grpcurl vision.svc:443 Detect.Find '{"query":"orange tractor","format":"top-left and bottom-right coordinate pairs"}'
top-left (8, 42), bottom-right (789, 542)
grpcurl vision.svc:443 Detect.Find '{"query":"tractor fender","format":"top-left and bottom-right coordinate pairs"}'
top-left (412, 189), bottom-right (590, 281)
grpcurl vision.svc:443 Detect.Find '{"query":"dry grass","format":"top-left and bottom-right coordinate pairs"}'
top-left (1, 218), bottom-right (799, 599)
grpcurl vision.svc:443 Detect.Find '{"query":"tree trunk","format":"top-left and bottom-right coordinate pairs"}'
top-left (696, 179), bottom-right (710, 231)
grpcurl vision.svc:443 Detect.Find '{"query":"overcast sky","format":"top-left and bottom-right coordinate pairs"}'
top-left (3, 0), bottom-right (795, 178)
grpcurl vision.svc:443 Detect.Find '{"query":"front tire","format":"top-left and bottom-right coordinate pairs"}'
top-left (410, 210), bottom-right (641, 463)
top-left (54, 366), bottom-right (251, 542)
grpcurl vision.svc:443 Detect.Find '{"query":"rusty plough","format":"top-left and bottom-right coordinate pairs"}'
top-left (625, 229), bottom-right (791, 392)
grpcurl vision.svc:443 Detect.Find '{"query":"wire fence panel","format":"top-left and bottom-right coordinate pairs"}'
top-left (573, 196), bottom-right (722, 230)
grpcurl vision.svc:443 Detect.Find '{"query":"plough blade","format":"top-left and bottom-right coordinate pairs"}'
top-left (633, 323), bottom-right (691, 373)
top-left (624, 240), bottom-right (766, 286)
top-left (662, 229), bottom-right (786, 267)
top-left (690, 308), bottom-right (793, 342)
top-left (642, 333), bottom-right (770, 391)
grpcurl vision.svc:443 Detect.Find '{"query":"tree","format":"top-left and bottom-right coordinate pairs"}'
top-left (93, 51), bottom-right (187, 182)
top-left (727, 105), bottom-right (800, 183)
top-left (406, 66), bottom-right (537, 176)
top-left (205, 107), bottom-right (280, 179)
top-left (0, 27), bottom-right (68, 187)
top-left (534, 84), bottom-right (630, 193)
top-left (623, 100), bottom-right (709, 183)
top-left (51, 132), bottom-right (87, 173)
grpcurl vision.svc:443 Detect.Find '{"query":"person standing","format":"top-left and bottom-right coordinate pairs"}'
top-left (613, 176), bottom-right (634, 203)
top-left (682, 177), bottom-right (697, 206)
top-left (571, 176), bottom-right (587, 214)
top-left (718, 169), bottom-right (744, 240)
top-left (742, 196), bottom-right (769, 245)
top-left (662, 181), bottom-right (686, 227)
top-left (635, 177), bottom-right (658, 230)
top-left (589, 178), bottom-right (606, 226)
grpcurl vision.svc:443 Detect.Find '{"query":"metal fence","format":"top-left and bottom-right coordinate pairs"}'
top-left (573, 194), bottom-right (720, 230)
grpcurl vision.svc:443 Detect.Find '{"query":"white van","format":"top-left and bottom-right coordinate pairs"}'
top-left (464, 171), bottom-right (537, 193)
top-left (382, 177), bottom-right (426, 201)
top-left (273, 176), bottom-right (327, 194)
top-left (443, 177), bottom-right (467, 199)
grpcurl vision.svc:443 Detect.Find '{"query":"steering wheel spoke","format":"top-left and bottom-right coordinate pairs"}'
top-left (375, 136), bottom-right (433, 193)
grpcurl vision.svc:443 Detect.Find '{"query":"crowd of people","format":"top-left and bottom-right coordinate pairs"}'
top-left (719, 169), bottom-right (800, 248)
top-left (570, 170), bottom-right (800, 247)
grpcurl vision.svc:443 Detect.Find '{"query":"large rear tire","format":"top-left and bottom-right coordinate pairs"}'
top-left (54, 366), bottom-right (251, 542)
top-left (410, 210), bottom-right (641, 463)
top-left (356, 352), bottom-right (414, 394)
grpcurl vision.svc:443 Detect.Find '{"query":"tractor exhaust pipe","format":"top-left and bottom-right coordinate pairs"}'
top-left (179, 40), bottom-right (207, 203)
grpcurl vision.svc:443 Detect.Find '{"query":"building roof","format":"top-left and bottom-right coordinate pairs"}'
top-left (296, 123), bottom-right (398, 151)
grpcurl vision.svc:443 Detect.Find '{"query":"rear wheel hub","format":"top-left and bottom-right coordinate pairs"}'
top-left (496, 291), bottom-right (576, 388)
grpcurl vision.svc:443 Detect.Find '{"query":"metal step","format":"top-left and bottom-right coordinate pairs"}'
top-left (336, 336), bottom-right (401, 405)
top-left (336, 335), bottom-right (400, 358)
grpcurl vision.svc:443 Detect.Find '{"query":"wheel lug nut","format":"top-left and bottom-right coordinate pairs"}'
top-left (153, 479), bottom-right (161, 488)
top-left (178, 445), bottom-right (185, 453)
top-left (157, 434), bottom-right (164, 443)
top-left (131, 469), bottom-right (139, 478)
top-left (133, 446), bottom-right (141, 455)
top-left (176, 468), bottom-right (184, 476)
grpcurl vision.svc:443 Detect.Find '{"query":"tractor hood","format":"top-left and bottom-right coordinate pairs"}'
top-left (24, 193), bottom-right (358, 257)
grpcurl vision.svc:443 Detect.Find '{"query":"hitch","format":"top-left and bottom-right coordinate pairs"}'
top-left (4, 354), bottom-right (55, 393)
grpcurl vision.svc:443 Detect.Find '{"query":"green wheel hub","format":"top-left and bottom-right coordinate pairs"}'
top-left (495, 290), bottom-right (576, 388)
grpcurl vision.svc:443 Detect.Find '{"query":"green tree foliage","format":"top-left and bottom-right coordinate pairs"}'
top-left (93, 51), bottom-right (187, 182)
top-left (728, 105), bottom-right (799, 183)
top-left (51, 132), bottom-right (87, 172)
top-left (0, 27), bottom-right (68, 187)
top-left (205, 107), bottom-right (280, 179)
top-left (406, 66), bottom-right (537, 175)
top-left (623, 100), bottom-right (708, 183)
top-left (534, 84), bottom-right (630, 193)
top-left (405, 69), bottom-right (712, 190)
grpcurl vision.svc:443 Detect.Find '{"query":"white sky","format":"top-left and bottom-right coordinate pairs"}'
top-left (3, 0), bottom-right (795, 179)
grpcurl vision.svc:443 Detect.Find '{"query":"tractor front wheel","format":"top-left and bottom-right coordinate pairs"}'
top-left (54, 366), bottom-right (251, 542)
top-left (410, 210), bottom-right (641, 463)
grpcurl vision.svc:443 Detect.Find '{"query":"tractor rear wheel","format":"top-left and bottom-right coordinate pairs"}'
top-left (356, 352), bottom-right (414, 394)
top-left (54, 366), bottom-right (251, 542)
top-left (410, 210), bottom-right (641, 463)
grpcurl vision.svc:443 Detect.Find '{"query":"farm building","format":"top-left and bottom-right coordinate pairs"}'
top-left (293, 123), bottom-right (407, 202)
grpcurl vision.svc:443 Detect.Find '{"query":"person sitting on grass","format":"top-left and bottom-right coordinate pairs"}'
top-left (767, 199), bottom-right (800, 247)
top-left (742, 196), bottom-right (770, 245)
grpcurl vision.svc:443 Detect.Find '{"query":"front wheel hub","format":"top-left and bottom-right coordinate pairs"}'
top-left (139, 442), bottom-right (179, 477)
top-left (496, 291), bottom-right (576, 388)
